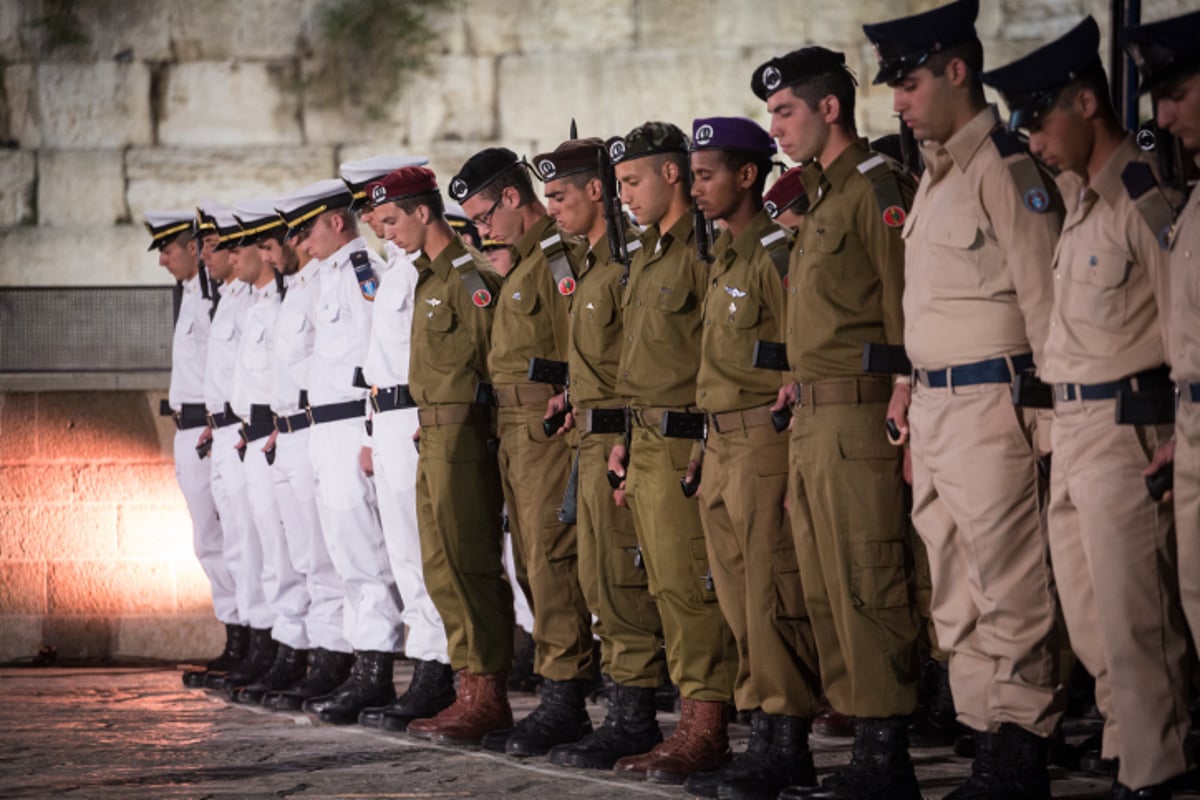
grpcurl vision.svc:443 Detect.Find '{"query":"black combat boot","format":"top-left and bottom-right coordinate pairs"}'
top-left (547, 682), bottom-right (662, 769)
top-left (207, 628), bottom-right (278, 692)
top-left (308, 650), bottom-right (396, 725)
top-left (910, 658), bottom-right (968, 747)
top-left (684, 709), bottom-right (775, 799)
top-left (264, 648), bottom-right (355, 711)
top-left (508, 626), bottom-right (542, 694)
top-left (944, 723), bottom-right (1050, 799)
top-left (720, 714), bottom-right (818, 800)
top-left (779, 716), bottom-right (920, 800)
top-left (358, 659), bottom-right (456, 731)
top-left (183, 623), bottom-right (250, 688)
top-left (232, 645), bottom-right (309, 705)
top-left (483, 678), bottom-right (593, 757)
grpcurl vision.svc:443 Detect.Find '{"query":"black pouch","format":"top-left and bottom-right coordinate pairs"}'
top-left (862, 343), bottom-right (912, 375)
top-left (528, 357), bottom-right (569, 385)
top-left (1012, 372), bottom-right (1053, 409)
top-left (752, 340), bottom-right (789, 371)
top-left (660, 411), bottom-right (706, 440)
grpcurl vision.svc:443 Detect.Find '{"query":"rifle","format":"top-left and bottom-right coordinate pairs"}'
top-left (598, 149), bottom-right (631, 275)
top-left (694, 205), bottom-right (715, 264)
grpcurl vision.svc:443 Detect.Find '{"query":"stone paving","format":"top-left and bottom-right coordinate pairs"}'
top-left (0, 665), bottom-right (1125, 799)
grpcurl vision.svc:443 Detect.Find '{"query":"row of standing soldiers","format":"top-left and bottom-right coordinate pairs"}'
top-left (153, 1), bottom-right (1200, 798)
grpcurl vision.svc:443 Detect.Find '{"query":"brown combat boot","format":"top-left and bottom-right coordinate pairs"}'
top-left (408, 670), bottom-right (512, 746)
top-left (613, 697), bottom-right (730, 784)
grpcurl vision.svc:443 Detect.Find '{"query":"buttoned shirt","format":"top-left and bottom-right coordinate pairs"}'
top-left (271, 261), bottom-right (321, 416)
top-left (788, 138), bottom-right (910, 380)
top-left (168, 273), bottom-right (211, 409)
top-left (1043, 136), bottom-right (1171, 383)
top-left (616, 212), bottom-right (709, 409)
top-left (307, 237), bottom-right (379, 407)
top-left (903, 106), bottom-right (1061, 371)
top-left (697, 209), bottom-right (788, 413)
top-left (231, 279), bottom-right (281, 420)
top-left (363, 247), bottom-right (419, 389)
top-left (203, 279), bottom-right (252, 414)
top-left (1168, 154), bottom-right (1200, 384)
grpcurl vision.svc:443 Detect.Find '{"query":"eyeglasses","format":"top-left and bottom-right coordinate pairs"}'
top-left (472, 195), bottom-right (504, 229)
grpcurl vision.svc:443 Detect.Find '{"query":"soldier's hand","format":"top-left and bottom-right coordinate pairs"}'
top-left (545, 392), bottom-right (574, 435)
top-left (262, 429), bottom-right (278, 454)
top-left (772, 382), bottom-right (798, 416)
top-left (613, 487), bottom-right (627, 508)
top-left (196, 427), bottom-right (213, 448)
top-left (886, 382), bottom-right (911, 446)
top-left (412, 427), bottom-right (421, 454)
top-left (903, 446), bottom-right (913, 486)
top-left (608, 443), bottom-right (628, 503)
top-left (1143, 438), bottom-right (1175, 502)
top-left (358, 445), bottom-right (374, 477)
top-left (683, 459), bottom-right (702, 500)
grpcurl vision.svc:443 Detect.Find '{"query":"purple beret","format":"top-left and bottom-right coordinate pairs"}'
top-left (690, 116), bottom-right (777, 160)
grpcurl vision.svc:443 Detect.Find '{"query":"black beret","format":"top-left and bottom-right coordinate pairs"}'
top-left (751, 47), bottom-right (849, 101)
top-left (1122, 9), bottom-right (1200, 94)
top-left (862, 0), bottom-right (979, 85)
top-left (449, 147), bottom-right (522, 203)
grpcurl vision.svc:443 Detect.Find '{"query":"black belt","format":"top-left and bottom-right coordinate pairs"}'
top-left (308, 399), bottom-right (366, 425)
top-left (1053, 365), bottom-right (1173, 402)
top-left (206, 411), bottom-right (239, 429)
top-left (275, 411), bottom-right (312, 434)
top-left (249, 404), bottom-right (274, 425)
top-left (240, 422), bottom-right (274, 443)
top-left (583, 408), bottom-right (626, 435)
top-left (172, 403), bottom-right (208, 430)
top-left (1184, 383), bottom-right (1200, 404)
top-left (917, 353), bottom-right (1034, 388)
top-left (371, 384), bottom-right (416, 413)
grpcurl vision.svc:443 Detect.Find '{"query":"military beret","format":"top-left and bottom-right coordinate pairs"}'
top-left (449, 147), bottom-right (522, 203)
top-left (980, 16), bottom-right (1103, 132)
top-left (275, 179), bottom-right (354, 241)
top-left (365, 166), bottom-right (439, 207)
top-left (233, 196), bottom-right (287, 247)
top-left (1123, 9), bottom-right (1200, 94)
top-left (143, 209), bottom-right (195, 252)
top-left (607, 121), bottom-right (690, 165)
top-left (863, 0), bottom-right (979, 85)
top-left (751, 47), bottom-right (851, 101)
top-left (532, 138), bottom-right (606, 182)
top-left (691, 116), bottom-right (777, 160)
top-left (339, 154), bottom-right (430, 209)
top-left (763, 166), bottom-right (808, 219)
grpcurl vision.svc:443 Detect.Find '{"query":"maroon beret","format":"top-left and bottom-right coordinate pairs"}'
top-left (366, 166), bottom-right (439, 206)
top-left (763, 166), bottom-right (808, 219)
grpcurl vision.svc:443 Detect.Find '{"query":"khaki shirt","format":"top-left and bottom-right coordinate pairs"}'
top-left (1168, 154), bottom-right (1200, 383)
top-left (1043, 136), bottom-right (1170, 383)
top-left (409, 236), bottom-right (503, 407)
top-left (697, 208), bottom-right (788, 413)
top-left (904, 106), bottom-right (1060, 371)
top-left (616, 211), bottom-right (709, 409)
top-left (567, 225), bottom-right (642, 409)
top-left (788, 138), bottom-right (910, 381)
top-left (487, 213), bottom-right (573, 386)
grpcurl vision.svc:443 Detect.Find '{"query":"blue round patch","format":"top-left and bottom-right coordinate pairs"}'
top-left (1023, 188), bottom-right (1049, 213)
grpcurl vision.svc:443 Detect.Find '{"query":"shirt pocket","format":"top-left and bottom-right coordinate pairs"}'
top-left (720, 294), bottom-right (760, 329)
top-left (925, 213), bottom-right (985, 291)
top-left (244, 319), bottom-right (271, 370)
top-left (420, 303), bottom-right (466, 362)
top-left (1064, 249), bottom-right (1129, 332)
top-left (656, 284), bottom-right (693, 314)
top-left (211, 316), bottom-right (236, 343)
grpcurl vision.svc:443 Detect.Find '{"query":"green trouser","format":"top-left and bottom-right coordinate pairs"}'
top-left (788, 400), bottom-right (920, 717)
top-left (576, 430), bottom-right (666, 688)
top-left (698, 418), bottom-right (821, 717)
top-left (416, 418), bottom-right (512, 674)
top-left (625, 424), bottom-right (737, 702)
top-left (497, 406), bottom-right (593, 681)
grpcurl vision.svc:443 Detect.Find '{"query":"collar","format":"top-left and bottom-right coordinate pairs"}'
top-left (513, 213), bottom-right (557, 262)
top-left (252, 279), bottom-right (277, 300)
top-left (220, 279), bottom-right (248, 298)
top-left (944, 105), bottom-right (1000, 171)
top-left (182, 274), bottom-right (201, 293)
top-left (327, 236), bottom-right (367, 268)
top-left (660, 210), bottom-right (695, 250)
top-left (730, 208), bottom-right (776, 264)
top-left (426, 236), bottom-right (469, 282)
top-left (1089, 134), bottom-right (1141, 209)
top-left (821, 138), bottom-right (873, 192)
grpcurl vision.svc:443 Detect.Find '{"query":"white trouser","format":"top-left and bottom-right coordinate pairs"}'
top-left (174, 428), bottom-right (238, 624)
top-left (243, 432), bottom-right (309, 649)
top-left (309, 416), bottom-right (404, 652)
top-left (503, 526), bottom-right (535, 634)
top-left (209, 425), bottom-right (272, 628)
top-left (373, 408), bottom-right (449, 664)
top-left (273, 427), bottom-right (350, 653)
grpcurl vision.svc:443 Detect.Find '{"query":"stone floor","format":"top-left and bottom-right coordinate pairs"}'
top-left (0, 664), bottom-right (1127, 799)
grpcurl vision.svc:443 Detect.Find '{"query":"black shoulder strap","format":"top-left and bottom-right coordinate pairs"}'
top-left (989, 129), bottom-right (1054, 215)
top-left (758, 225), bottom-right (791, 282)
top-left (539, 231), bottom-right (578, 296)
top-left (1121, 161), bottom-right (1177, 251)
top-left (856, 153), bottom-right (910, 229)
top-left (451, 251), bottom-right (495, 308)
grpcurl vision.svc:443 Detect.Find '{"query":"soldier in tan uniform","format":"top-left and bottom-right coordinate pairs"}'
top-left (682, 116), bottom-right (823, 800)
top-left (1126, 6), bottom-right (1200, 708)
top-left (448, 148), bottom-right (595, 757)
top-left (519, 139), bottom-right (670, 771)
top-left (365, 167), bottom-right (512, 746)
top-left (604, 122), bottom-right (738, 784)
top-left (863, 2), bottom-right (1068, 797)
top-left (981, 17), bottom-right (1191, 798)
top-left (750, 47), bottom-right (920, 799)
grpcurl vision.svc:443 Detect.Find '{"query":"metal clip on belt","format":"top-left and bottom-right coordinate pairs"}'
top-left (916, 353), bottom-right (1034, 389)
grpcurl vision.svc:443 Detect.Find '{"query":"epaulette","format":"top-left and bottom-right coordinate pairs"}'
top-left (1121, 161), bottom-right (1177, 251)
top-left (856, 153), bottom-right (909, 229)
top-left (758, 225), bottom-right (792, 283)
top-left (539, 231), bottom-right (578, 296)
top-left (989, 128), bottom-right (1054, 214)
top-left (451, 251), bottom-right (494, 308)
top-left (349, 249), bottom-right (378, 301)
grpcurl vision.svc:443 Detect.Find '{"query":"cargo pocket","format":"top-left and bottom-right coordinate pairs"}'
top-left (691, 536), bottom-right (718, 604)
top-left (850, 540), bottom-right (910, 609)
top-left (612, 525), bottom-right (648, 588)
top-left (773, 558), bottom-right (808, 620)
top-left (543, 506), bottom-right (576, 562)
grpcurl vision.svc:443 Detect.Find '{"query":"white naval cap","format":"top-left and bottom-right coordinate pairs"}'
top-left (233, 196), bottom-right (287, 245)
top-left (275, 178), bottom-right (354, 240)
top-left (143, 209), bottom-right (195, 251)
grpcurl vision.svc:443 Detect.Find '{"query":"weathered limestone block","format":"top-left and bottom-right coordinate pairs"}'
top-left (810, 0), bottom-right (895, 46)
top-left (0, 505), bottom-right (118, 560)
top-left (404, 55), bottom-right (497, 143)
top-left (0, 226), bottom-right (163, 286)
top-left (0, 150), bottom-right (35, 226)
top-left (0, 562), bottom-right (47, 615)
top-left (19, 0), bottom-right (171, 62)
top-left (75, 464), bottom-right (180, 504)
top-left (158, 61), bottom-right (303, 147)
top-left (712, 1), bottom-right (809, 49)
top-left (0, 1), bottom-right (23, 62)
top-left (169, 0), bottom-right (318, 61)
top-left (47, 560), bottom-right (175, 616)
top-left (635, 0), bottom-right (716, 48)
top-left (3, 64), bottom-right (36, 147)
top-left (117, 615), bottom-right (223, 660)
top-left (125, 146), bottom-right (336, 221)
top-left (32, 391), bottom-right (165, 462)
top-left (118, 506), bottom-right (194, 560)
top-left (0, 465), bottom-right (77, 503)
top-left (20, 62), bottom-right (153, 148)
top-left (513, 0), bottom-right (636, 53)
top-left (498, 52), bottom-right (607, 142)
top-left (0, 617), bottom-right (43, 662)
top-left (38, 150), bottom-right (127, 227)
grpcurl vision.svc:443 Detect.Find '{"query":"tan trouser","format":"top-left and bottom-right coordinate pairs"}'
top-left (788, 399), bottom-right (919, 717)
top-left (909, 382), bottom-right (1062, 736)
top-left (576, 430), bottom-right (666, 688)
top-left (625, 424), bottom-right (737, 702)
top-left (698, 415), bottom-right (821, 717)
top-left (1177, 399), bottom-right (1200, 652)
top-left (1050, 399), bottom-right (1190, 789)
top-left (497, 405), bottom-right (593, 682)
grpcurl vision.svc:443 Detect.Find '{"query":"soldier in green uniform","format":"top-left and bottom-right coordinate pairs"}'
top-left (751, 48), bottom-right (922, 799)
top-left (605, 122), bottom-right (738, 785)
top-left (449, 148), bottom-right (595, 757)
top-left (681, 116), bottom-right (823, 800)
top-left (365, 167), bottom-right (513, 746)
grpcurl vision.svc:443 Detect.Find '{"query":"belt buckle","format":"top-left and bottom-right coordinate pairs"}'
top-left (206, 412), bottom-right (217, 428)
top-left (1054, 383), bottom-right (1071, 403)
top-left (370, 395), bottom-right (382, 414)
top-left (305, 406), bottom-right (315, 425)
top-left (793, 382), bottom-right (806, 408)
top-left (710, 413), bottom-right (721, 434)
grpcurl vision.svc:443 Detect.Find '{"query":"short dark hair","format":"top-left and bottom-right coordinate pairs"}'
top-left (716, 151), bottom-right (772, 199)
top-left (394, 191), bottom-right (445, 218)
top-left (790, 68), bottom-right (858, 135)
top-left (927, 39), bottom-right (986, 105)
top-left (478, 164), bottom-right (538, 206)
top-left (1056, 62), bottom-right (1117, 120)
